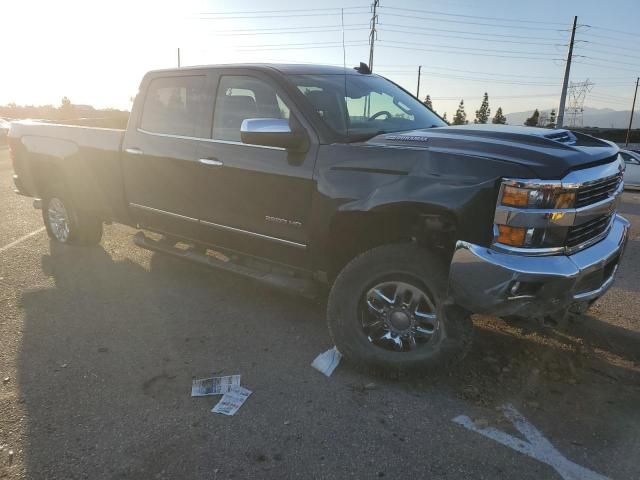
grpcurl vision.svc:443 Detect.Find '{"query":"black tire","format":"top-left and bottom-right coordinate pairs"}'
top-left (327, 243), bottom-right (473, 376)
top-left (42, 187), bottom-right (103, 246)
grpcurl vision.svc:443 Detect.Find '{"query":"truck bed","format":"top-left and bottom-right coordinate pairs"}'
top-left (9, 121), bottom-right (131, 224)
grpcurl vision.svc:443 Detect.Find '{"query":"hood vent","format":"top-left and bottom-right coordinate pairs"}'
top-left (544, 130), bottom-right (577, 145)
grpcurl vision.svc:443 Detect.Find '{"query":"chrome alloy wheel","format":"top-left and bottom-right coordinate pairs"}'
top-left (360, 280), bottom-right (440, 352)
top-left (47, 198), bottom-right (71, 242)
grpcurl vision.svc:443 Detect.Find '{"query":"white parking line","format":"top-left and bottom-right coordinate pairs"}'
top-left (0, 227), bottom-right (46, 254)
top-left (453, 404), bottom-right (609, 480)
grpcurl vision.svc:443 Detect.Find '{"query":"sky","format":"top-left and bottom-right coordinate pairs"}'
top-left (1, 0), bottom-right (639, 118)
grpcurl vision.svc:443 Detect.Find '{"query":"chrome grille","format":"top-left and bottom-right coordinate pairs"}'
top-left (566, 214), bottom-right (613, 249)
top-left (575, 173), bottom-right (622, 208)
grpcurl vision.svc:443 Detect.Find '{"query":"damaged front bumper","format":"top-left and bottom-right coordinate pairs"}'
top-left (448, 214), bottom-right (630, 318)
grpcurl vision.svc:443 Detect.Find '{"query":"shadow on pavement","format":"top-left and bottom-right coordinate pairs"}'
top-left (17, 240), bottom-right (323, 479)
top-left (14, 238), bottom-right (640, 479)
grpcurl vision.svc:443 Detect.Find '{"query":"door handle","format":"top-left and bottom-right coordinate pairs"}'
top-left (125, 147), bottom-right (144, 155)
top-left (198, 158), bottom-right (224, 167)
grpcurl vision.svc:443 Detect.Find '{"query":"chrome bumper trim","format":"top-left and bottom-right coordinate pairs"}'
top-left (448, 215), bottom-right (629, 318)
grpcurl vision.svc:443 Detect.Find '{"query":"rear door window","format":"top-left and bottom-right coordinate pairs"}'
top-left (140, 75), bottom-right (209, 137)
top-left (212, 75), bottom-right (290, 142)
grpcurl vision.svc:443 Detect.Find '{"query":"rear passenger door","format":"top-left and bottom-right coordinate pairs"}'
top-left (193, 71), bottom-right (318, 268)
top-left (122, 72), bottom-right (213, 239)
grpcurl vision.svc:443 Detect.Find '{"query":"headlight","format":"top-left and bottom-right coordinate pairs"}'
top-left (494, 180), bottom-right (574, 251)
top-left (500, 184), bottom-right (576, 209)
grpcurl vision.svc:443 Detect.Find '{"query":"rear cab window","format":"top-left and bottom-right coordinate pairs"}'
top-left (140, 75), bottom-right (209, 138)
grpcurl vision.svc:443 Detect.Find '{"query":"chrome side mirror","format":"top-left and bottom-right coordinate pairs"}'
top-left (240, 118), bottom-right (307, 150)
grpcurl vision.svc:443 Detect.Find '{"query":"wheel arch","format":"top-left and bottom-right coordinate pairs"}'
top-left (325, 201), bottom-right (458, 281)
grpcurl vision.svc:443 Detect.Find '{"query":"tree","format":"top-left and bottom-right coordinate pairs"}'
top-left (424, 94), bottom-right (433, 111)
top-left (492, 106), bottom-right (507, 124)
top-left (442, 112), bottom-right (448, 124)
top-left (453, 100), bottom-right (467, 125)
top-left (547, 109), bottom-right (557, 128)
top-left (537, 111), bottom-right (549, 127)
top-left (60, 96), bottom-right (75, 120)
top-left (524, 109), bottom-right (540, 127)
top-left (474, 92), bottom-right (490, 124)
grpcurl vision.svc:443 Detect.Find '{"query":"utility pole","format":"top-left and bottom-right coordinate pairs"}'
top-left (626, 77), bottom-right (639, 147)
top-left (177, 48), bottom-right (181, 68)
top-left (557, 16), bottom-right (577, 129)
top-left (416, 65), bottom-right (422, 99)
top-left (368, 0), bottom-right (379, 72)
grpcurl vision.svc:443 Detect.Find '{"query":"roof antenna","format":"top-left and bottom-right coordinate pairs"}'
top-left (354, 62), bottom-right (371, 74)
top-left (341, 8), bottom-right (350, 137)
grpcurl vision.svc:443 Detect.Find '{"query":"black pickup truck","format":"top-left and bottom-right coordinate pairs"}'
top-left (9, 63), bottom-right (629, 374)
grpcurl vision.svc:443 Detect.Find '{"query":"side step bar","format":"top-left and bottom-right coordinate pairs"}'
top-left (133, 231), bottom-right (318, 298)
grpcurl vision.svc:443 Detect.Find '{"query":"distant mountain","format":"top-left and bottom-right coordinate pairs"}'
top-left (505, 107), bottom-right (639, 129)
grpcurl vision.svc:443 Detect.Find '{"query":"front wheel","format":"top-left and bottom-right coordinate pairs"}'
top-left (43, 189), bottom-right (103, 246)
top-left (327, 243), bottom-right (473, 376)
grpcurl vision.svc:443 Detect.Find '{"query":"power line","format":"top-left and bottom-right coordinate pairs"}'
top-left (203, 24), bottom-right (368, 34)
top-left (207, 27), bottom-right (369, 37)
top-left (231, 40), bottom-right (368, 49)
top-left (198, 11), bottom-right (369, 20)
top-left (376, 64), bottom-right (562, 79)
top-left (379, 5), bottom-right (567, 26)
top-left (377, 42), bottom-right (563, 61)
top-left (588, 91), bottom-right (632, 101)
top-left (381, 12), bottom-right (566, 31)
top-left (380, 22), bottom-right (563, 41)
top-left (587, 95), bottom-right (631, 106)
top-left (573, 60), bottom-right (640, 73)
top-left (581, 55), bottom-right (640, 68)
top-left (579, 39), bottom-right (640, 54)
top-left (378, 39), bottom-right (560, 57)
top-left (237, 42), bottom-right (370, 51)
top-left (577, 30), bottom-right (638, 42)
top-left (575, 46), bottom-right (640, 62)
top-left (377, 69), bottom-right (561, 86)
top-left (199, 6), bottom-right (368, 15)
top-left (586, 25), bottom-right (640, 38)
top-left (378, 26), bottom-right (564, 47)
top-left (432, 93), bottom-right (560, 100)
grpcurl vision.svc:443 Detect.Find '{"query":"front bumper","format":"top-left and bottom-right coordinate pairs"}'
top-left (448, 214), bottom-right (630, 318)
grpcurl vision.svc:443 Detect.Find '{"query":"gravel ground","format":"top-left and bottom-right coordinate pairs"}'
top-left (1, 148), bottom-right (639, 479)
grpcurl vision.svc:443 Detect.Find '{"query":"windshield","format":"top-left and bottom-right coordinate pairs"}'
top-left (287, 73), bottom-right (445, 140)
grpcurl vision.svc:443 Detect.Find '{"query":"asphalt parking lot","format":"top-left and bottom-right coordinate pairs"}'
top-left (1, 147), bottom-right (639, 479)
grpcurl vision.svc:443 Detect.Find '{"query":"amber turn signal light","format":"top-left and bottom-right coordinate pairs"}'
top-left (497, 225), bottom-right (526, 247)
top-left (501, 186), bottom-right (529, 207)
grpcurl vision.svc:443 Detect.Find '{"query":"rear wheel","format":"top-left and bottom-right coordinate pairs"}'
top-left (327, 243), bottom-right (473, 376)
top-left (43, 189), bottom-right (103, 246)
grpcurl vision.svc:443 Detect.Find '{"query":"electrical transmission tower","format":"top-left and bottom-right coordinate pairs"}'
top-left (565, 80), bottom-right (594, 128)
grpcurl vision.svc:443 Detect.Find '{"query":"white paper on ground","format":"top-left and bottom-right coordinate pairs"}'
top-left (211, 386), bottom-right (253, 416)
top-left (311, 347), bottom-right (342, 377)
top-left (191, 375), bottom-right (241, 397)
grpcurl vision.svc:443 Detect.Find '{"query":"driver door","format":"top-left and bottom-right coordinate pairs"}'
top-left (192, 71), bottom-right (318, 268)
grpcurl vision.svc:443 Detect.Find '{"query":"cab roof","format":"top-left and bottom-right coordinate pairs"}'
top-left (147, 63), bottom-right (368, 76)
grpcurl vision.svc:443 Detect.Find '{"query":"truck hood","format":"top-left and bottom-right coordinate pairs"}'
top-left (366, 124), bottom-right (619, 179)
